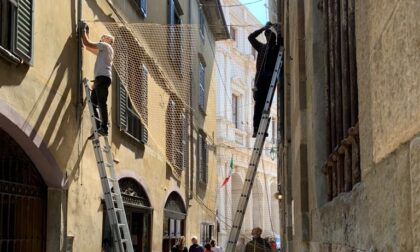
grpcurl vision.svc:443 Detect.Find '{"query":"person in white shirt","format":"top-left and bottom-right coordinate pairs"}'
top-left (210, 239), bottom-right (223, 252)
top-left (81, 21), bottom-right (114, 138)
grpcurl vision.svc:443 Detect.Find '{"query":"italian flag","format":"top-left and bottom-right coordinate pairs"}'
top-left (221, 156), bottom-right (234, 187)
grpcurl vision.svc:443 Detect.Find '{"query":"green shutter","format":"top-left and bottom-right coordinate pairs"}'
top-left (118, 78), bottom-right (128, 131)
top-left (203, 137), bottom-right (208, 183)
top-left (13, 0), bottom-right (33, 63)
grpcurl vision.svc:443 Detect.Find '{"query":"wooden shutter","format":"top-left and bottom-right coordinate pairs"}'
top-left (12, 0), bottom-right (33, 63)
top-left (199, 63), bottom-right (205, 110)
top-left (168, 0), bottom-right (175, 24)
top-left (140, 0), bottom-right (147, 17)
top-left (198, 133), bottom-right (203, 182)
top-left (118, 78), bottom-right (128, 131)
top-left (140, 64), bottom-right (148, 144)
top-left (203, 137), bottom-right (208, 183)
top-left (181, 113), bottom-right (188, 169)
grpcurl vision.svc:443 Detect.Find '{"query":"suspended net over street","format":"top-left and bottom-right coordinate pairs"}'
top-left (94, 22), bottom-right (203, 177)
top-left (87, 21), bottom-right (279, 245)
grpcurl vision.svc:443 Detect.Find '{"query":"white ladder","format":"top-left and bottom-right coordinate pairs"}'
top-left (83, 79), bottom-right (134, 252)
top-left (225, 50), bottom-right (283, 252)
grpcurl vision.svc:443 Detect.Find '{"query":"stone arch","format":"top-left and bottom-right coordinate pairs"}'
top-left (0, 101), bottom-right (64, 187)
top-left (0, 127), bottom-right (47, 251)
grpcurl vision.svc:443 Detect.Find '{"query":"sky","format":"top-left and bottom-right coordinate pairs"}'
top-left (239, 0), bottom-right (268, 24)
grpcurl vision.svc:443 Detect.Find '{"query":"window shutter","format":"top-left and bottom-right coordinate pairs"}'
top-left (140, 64), bottom-right (149, 124)
top-left (168, 0), bottom-right (175, 24)
top-left (203, 138), bottom-right (208, 183)
top-left (118, 79), bottom-right (128, 131)
top-left (199, 63), bottom-right (205, 110)
top-left (198, 134), bottom-right (203, 182)
top-left (140, 123), bottom-right (148, 144)
top-left (13, 0), bottom-right (33, 63)
top-left (181, 113), bottom-right (187, 169)
top-left (199, 9), bottom-right (205, 38)
top-left (140, 0), bottom-right (147, 17)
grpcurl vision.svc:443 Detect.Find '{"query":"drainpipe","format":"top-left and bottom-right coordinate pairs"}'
top-left (77, 0), bottom-right (83, 121)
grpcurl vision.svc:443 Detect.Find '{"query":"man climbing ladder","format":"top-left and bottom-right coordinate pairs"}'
top-left (80, 21), bottom-right (114, 138)
top-left (81, 21), bottom-right (134, 252)
top-left (249, 22), bottom-right (283, 138)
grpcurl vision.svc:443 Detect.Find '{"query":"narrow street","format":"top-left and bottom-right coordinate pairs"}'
top-left (0, 0), bottom-right (418, 252)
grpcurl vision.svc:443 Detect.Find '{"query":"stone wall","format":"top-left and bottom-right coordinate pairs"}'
top-left (279, 0), bottom-right (419, 251)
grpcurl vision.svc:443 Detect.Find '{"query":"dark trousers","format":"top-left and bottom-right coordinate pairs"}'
top-left (91, 76), bottom-right (111, 131)
top-left (253, 73), bottom-right (272, 132)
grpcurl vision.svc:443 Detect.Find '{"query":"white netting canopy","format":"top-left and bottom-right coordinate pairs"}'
top-left (97, 22), bottom-right (202, 177)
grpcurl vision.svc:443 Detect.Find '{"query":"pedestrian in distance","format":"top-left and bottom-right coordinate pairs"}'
top-left (210, 239), bottom-right (223, 252)
top-left (244, 227), bottom-right (271, 252)
top-left (189, 236), bottom-right (204, 252)
top-left (248, 22), bottom-right (283, 138)
top-left (204, 243), bottom-right (212, 252)
top-left (172, 236), bottom-right (188, 252)
top-left (80, 20), bottom-right (115, 139)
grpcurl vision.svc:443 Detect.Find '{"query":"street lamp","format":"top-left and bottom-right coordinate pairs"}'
top-left (274, 184), bottom-right (283, 201)
top-left (269, 146), bottom-right (277, 161)
top-left (274, 191), bottom-right (283, 201)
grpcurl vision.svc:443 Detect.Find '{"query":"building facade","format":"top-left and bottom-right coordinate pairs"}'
top-left (276, 0), bottom-right (419, 251)
top-left (0, 0), bottom-right (228, 251)
top-left (215, 0), bottom-right (280, 248)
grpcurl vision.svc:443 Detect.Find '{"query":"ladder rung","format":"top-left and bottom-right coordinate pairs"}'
top-left (91, 115), bottom-right (103, 122)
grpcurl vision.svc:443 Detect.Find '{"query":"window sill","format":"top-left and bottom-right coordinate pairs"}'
top-left (0, 46), bottom-right (23, 65)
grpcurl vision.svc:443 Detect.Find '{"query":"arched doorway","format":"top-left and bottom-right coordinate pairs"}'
top-left (0, 128), bottom-right (47, 251)
top-left (162, 191), bottom-right (186, 252)
top-left (102, 178), bottom-right (152, 252)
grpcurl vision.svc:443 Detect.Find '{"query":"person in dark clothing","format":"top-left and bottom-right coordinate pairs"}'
top-left (248, 22), bottom-right (283, 138)
top-left (172, 236), bottom-right (188, 252)
top-left (204, 243), bottom-right (212, 252)
top-left (244, 227), bottom-right (271, 252)
top-left (189, 236), bottom-right (204, 252)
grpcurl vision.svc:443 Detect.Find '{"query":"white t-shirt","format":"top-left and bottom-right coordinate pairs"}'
top-left (94, 42), bottom-right (114, 79)
top-left (211, 246), bottom-right (223, 252)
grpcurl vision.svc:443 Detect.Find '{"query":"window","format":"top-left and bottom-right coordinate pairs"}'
top-left (198, 62), bottom-right (206, 111)
top-left (197, 132), bottom-right (208, 184)
top-left (324, 0), bottom-right (360, 201)
top-left (166, 97), bottom-right (188, 171)
top-left (0, 0), bottom-right (33, 63)
top-left (168, 0), bottom-right (183, 74)
top-left (232, 94), bottom-right (239, 128)
top-left (117, 65), bottom-right (148, 144)
top-left (200, 223), bottom-right (214, 245)
top-left (199, 8), bottom-right (205, 39)
top-left (138, 0), bottom-right (147, 17)
top-left (230, 27), bottom-right (236, 41)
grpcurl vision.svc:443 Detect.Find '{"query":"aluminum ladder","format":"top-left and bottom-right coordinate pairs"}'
top-left (225, 50), bottom-right (283, 252)
top-left (83, 79), bottom-right (134, 252)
